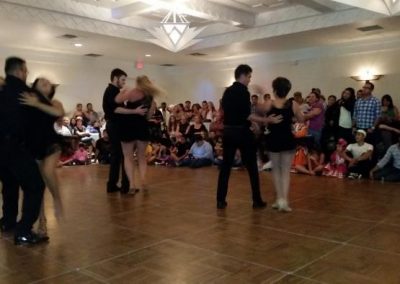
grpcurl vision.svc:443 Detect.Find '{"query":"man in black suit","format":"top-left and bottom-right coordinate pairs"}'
top-left (0, 57), bottom-right (47, 245)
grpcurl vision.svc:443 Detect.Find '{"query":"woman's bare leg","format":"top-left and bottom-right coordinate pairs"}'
top-left (135, 140), bottom-right (148, 190)
top-left (121, 142), bottom-right (137, 194)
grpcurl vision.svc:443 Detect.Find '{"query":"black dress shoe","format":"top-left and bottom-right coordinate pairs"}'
top-left (14, 232), bottom-right (49, 246)
top-left (253, 201), bottom-right (267, 209)
top-left (120, 186), bottom-right (131, 194)
top-left (107, 185), bottom-right (121, 193)
top-left (217, 201), bottom-right (227, 209)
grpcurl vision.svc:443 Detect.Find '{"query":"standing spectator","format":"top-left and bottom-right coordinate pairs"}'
top-left (336, 88), bottom-right (356, 143)
top-left (304, 91), bottom-right (325, 147)
top-left (293, 91), bottom-right (309, 113)
top-left (159, 102), bottom-right (170, 123)
top-left (251, 94), bottom-right (259, 114)
top-left (84, 103), bottom-right (99, 125)
top-left (370, 134), bottom-right (400, 182)
top-left (380, 94), bottom-right (399, 123)
top-left (353, 81), bottom-right (381, 138)
top-left (344, 130), bottom-right (374, 179)
top-left (72, 103), bottom-right (85, 121)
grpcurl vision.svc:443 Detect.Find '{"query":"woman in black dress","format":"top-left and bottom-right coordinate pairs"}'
top-left (263, 77), bottom-right (304, 212)
top-left (19, 78), bottom-right (65, 236)
top-left (115, 76), bottom-right (161, 194)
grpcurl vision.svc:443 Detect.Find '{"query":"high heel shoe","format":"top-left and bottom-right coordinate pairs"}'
top-left (278, 199), bottom-right (292, 213)
top-left (127, 188), bottom-right (140, 195)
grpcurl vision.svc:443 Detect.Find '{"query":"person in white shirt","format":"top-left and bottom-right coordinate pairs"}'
top-left (178, 135), bottom-right (213, 168)
top-left (343, 129), bottom-right (373, 179)
top-left (54, 117), bottom-right (72, 136)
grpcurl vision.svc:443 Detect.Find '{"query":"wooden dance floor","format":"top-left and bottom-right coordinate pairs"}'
top-left (1, 165), bottom-right (400, 283)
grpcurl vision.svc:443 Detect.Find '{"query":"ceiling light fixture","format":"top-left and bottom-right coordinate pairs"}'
top-left (146, 1), bottom-right (205, 52)
top-left (351, 70), bottom-right (383, 81)
top-left (74, 43), bottom-right (83, 47)
top-left (145, 54), bottom-right (152, 57)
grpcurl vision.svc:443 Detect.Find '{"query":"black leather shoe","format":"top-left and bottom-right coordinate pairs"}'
top-left (0, 218), bottom-right (16, 233)
top-left (107, 185), bottom-right (121, 193)
top-left (217, 201), bottom-right (227, 209)
top-left (253, 201), bottom-right (267, 209)
top-left (120, 186), bottom-right (130, 194)
top-left (14, 232), bottom-right (49, 246)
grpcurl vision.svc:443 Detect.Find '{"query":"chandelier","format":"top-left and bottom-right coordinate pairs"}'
top-left (146, 5), bottom-right (205, 52)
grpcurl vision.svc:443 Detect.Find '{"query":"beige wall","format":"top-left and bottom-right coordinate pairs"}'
top-left (1, 36), bottom-right (399, 115)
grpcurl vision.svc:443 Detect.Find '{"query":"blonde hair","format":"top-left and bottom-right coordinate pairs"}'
top-left (136, 75), bottom-right (162, 98)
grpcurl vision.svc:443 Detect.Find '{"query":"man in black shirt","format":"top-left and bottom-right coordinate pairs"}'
top-left (216, 64), bottom-right (281, 209)
top-left (102, 69), bottom-right (147, 193)
top-left (0, 57), bottom-right (47, 245)
top-left (102, 68), bottom-right (129, 193)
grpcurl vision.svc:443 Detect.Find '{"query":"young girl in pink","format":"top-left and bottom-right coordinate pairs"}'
top-left (323, 138), bottom-right (347, 178)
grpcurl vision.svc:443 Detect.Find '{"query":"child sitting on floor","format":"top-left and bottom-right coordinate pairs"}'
top-left (323, 138), bottom-right (347, 178)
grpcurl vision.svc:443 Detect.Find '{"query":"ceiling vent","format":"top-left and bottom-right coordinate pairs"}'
top-left (160, 64), bottom-right (176, 67)
top-left (84, 53), bottom-right (103, 57)
top-left (189, 52), bottom-right (207, 56)
top-left (357, 25), bottom-right (383, 32)
top-left (58, 34), bottom-right (78, 39)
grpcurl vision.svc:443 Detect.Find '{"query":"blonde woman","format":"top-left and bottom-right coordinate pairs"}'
top-left (115, 76), bottom-right (162, 194)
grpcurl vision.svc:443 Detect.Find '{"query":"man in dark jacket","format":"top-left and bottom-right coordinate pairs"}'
top-left (0, 57), bottom-right (47, 245)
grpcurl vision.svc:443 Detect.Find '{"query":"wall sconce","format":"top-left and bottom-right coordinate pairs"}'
top-left (351, 70), bottom-right (383, 81)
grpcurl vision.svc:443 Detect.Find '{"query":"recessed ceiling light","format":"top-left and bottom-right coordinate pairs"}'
top-left (74, 43), bottom-right (83, 47)
top-left (145, 54), bottom-right (152, 57)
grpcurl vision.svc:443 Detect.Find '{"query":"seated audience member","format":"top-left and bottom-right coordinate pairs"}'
top-left (191, 103), bottom-right (201, 120)
top-left (148, 107), bottom-right (164, 142)
top-left (292, 145), bottom-right (308, 174)
top-left (167, 115), bottom-right (180, 138)
top-left (344, 130), bottom-right (373, 179)
top-left (186, 115), bottom-right (208, 143)
top-left (70, 117), bottom-right (77, 130)
top-left (378, 122), bottom-right (400, 151)
top-left (145, 143), bottom-right (157, 165)
top-left (96, 129), bottom-right (111, 164)
top-left (72, 143), bottom-right (90, 165)
top-left (179, 135), bottom-right (213, 168)
top-left (61, 143), bottom-right (89, 166)
top-left (84, 103), bottom-right (99, 125)
top-left (169, 134), bottom-right (190, 165)
top-left (370, 134), bottom-right (400, 182)
top-left (62, 116), bottom-right (73, 134)
top-left (207, 101), bottom-right (217, 121)
top-left (178, 116), bottom-right (190, 136)
top-left (74, 117), bottom-right (92, 140)
top-left (215, 149), bottom-right (243, 168)
top-left (54, 117), bottom-right (72, 136)
top-left (213, 136), bottom-right (223, 162)
top-left (209, 110), bottom-right (224, 137)
top-left (323, 138), bottom-right (348, 178)
top-left (308, 146), bottom-right (325, 175)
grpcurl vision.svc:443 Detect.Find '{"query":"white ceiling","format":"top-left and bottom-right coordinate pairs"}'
top-left (0, 0), bottom-right (399, 65)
